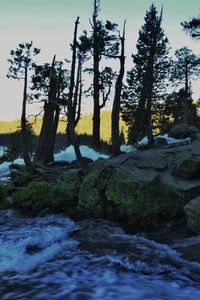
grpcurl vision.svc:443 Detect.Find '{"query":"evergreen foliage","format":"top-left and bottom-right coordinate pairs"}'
top-left (5, 122), bottom-right (36, 161)
top-left (121, 4), bottom-right (170, 144)
top-left (181, 17), bottom-right (200, 40)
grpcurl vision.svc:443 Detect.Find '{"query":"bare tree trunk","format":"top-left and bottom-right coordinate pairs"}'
top-left (75, 62), bottom-right (83, 128)
top-left (34, 56), bottom-right (58, 164)
top-left (146, 55), bottom-right (155, 145)
top-left (184, 59), bottom-right (191, 124)
top-left (92, 0), bottom-right (101, 149)
top-left (34, 101), bottom-right (56, 164)
top-left (111, 22), bottom-right (126, 156)
top-left (72, 58), bottom-right (81, 123)
top-left (21, 66), bottom-right (31, 167)
top-left (132, 83), bottom-right (148, 142)
top-left (67, 17), bottom-right (82, 163)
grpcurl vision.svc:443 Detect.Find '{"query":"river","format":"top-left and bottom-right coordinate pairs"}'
top-left (0, 210), bottom-right (200, 300)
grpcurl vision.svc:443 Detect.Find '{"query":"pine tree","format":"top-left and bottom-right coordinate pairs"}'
top-left (171, 47), bottom-right (200, 124)
top-left (7, 42), bottom-right (40, 167)
top-left (122, 4), bottom-right (170, 144)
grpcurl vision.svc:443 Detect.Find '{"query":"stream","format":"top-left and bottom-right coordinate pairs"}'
top-left (0, 210), bottom-right (200, 300)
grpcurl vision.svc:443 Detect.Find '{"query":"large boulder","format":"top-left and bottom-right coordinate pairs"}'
top-left (168, 123), bottom-right (199, 139)
top-left (184, 196), bottom-right (200, 234)
top-left (172, 155), bottom-right (200, 179)
top-left (78, 161), bottom-right (186, 228)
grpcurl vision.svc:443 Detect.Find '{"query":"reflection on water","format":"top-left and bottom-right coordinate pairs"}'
top-left (0, 210), bottom-right (200, 300)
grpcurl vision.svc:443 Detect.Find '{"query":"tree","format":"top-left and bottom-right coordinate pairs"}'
top-left (181, 17), bottom-right (200, 40)
top-left (171, 47), bottom-right (200, 124)
top-left (111, 21), bottom-right (126, 156)
top-left (67, 17), bottom-right (82, 164)
top-left (122, 5), bottom-right (170, 144)
top-left (32, 58), bottom-right (69, 164)
top-left (5, 122), bottom-right (35, 161)
top-left (79, 0), bottom-right (119, 149)
top-left (7, 42), bottom-right (40, 167)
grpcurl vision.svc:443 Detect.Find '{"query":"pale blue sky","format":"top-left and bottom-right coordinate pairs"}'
top-left (0, 0), bottom-right (199, 120)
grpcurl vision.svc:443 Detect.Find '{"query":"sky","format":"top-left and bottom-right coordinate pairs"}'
top-left (0, 0), bottom-right (199, 120)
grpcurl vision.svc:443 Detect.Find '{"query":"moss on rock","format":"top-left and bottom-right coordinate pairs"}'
top-left (13, 181), bottom-right (55, 215)
top-left (0, 185), bottom-right (12, 209)
top-left (13, 169), bottom-right (84, 216)
top-left (184, 196), bottom-right (200, 234)
top-left (106, 169), bottom-right (186, 226)
top-left (78, 165), bottom-right (186, 227)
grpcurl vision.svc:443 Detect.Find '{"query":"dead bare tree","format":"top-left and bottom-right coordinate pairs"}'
top-left (111, 21), bottom-right (126, 156)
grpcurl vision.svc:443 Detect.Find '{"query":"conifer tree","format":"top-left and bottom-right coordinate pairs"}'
top-left (171, 47), bottom-right (200, 124)
top-left (7, 42), bottom-right (40, 167)
top-left (122, 5), bottom-right (170, 144)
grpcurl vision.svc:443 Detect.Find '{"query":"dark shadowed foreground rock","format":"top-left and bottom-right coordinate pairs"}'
top-left (77, 140), bottom-right (200, 230)
top-left (8, 139), bottom-right (200, 232)
top-left (184, 196), bottom-right (200, 234)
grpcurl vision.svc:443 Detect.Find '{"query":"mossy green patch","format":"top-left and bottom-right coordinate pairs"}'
top-left (106, 176), bottom-right (186, 226)
top-left (13, 181), bottom-right (55, 215)
top-left (13, 169), bottom-right (84, 216)
top-left (78, 164), bottom-right (186, 227)
top-left (0, 185), bottom-right (11, 209)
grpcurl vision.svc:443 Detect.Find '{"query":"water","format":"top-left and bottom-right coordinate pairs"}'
top-left (0, 146), bottom-right (6, 156)
top-left (0, 145), bottom-right (108, 181)
top-left (0, 210), bottom-right (199, 300)
top-left (0, 144), bottom-right (134, 181)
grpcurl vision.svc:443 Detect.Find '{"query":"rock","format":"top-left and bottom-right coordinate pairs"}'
top-left (168, 123), bottom-right (199, 139)
top-left (58, 169), bottom-right (83, 206)
top-left (154, 137), bottom-right (168, 146)
top-left (184, 196), bottom-right (200, 234)
top-left (10, 138), bottom-right (200, 230)
top-left (78, 162), bottom-right (185, 227)
top-left (160, 171), bottom-right (200, 199)
top-left (46, 161), bottom-right (70, 167)
top-left (12, 169), bottom-right (84, 216)
top-left (136, 155), bottom-right (168, 171)
top-left (70, 157), bottom-right (93, 168)
top-left (172, 155), bottom-right (200, 179)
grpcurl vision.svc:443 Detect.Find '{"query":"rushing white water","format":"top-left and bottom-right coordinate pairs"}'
top-left (0, 158), bottom-right (24, 181)
top-left (138, 134), bottom-right (191, 146)
top-left (0, 146), bottom-right (6, 156)
top-left (0, 211), bottom-right (199, 300)
top-left (0, 145), bottom-right (109, 181)
top-left (54, 145), bottom-right (109, 162)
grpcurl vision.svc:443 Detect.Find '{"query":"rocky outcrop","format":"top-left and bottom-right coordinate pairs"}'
top-left (78, 140), bottom-right (200, 229)
top-left (8, 139), bottom-right (200, 231)
top-left (184, 196), bottom-right (200, 234)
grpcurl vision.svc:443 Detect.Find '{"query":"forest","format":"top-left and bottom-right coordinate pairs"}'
top-left (1, 0), bottom-right (200, 166)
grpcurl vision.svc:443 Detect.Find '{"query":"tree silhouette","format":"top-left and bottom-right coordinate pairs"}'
top-left (122, 5), bottom-right (170, 144)
top-left (79, 0), bottom-right (119, 149)
top-left (181, 17), bottom-right (200, 40)
top-left (7, 42), bottom-right (40, 167)
top-left (32, 58), bottom-right (69, 164)
top-left (171, 47), bottom-right (200, 124)
top-left (111, 21), bottom-right (126, 156)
